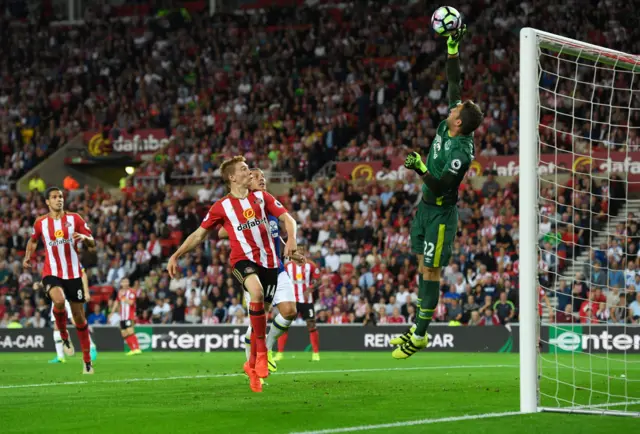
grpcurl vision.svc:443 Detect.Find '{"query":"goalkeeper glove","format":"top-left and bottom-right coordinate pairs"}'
top-left (404, 152), bottom-right (427, 176)
top-left (447, 24), bottom-right (467, 56)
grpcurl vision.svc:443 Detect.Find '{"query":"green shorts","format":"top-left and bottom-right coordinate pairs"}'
top-left (410, 202), bottom-right (458, 268)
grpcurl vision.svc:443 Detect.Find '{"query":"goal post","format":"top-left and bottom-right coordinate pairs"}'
top-left (519, 27), bottom-right (539, 414)
top-left (519, 27), bottom-right (640, 417)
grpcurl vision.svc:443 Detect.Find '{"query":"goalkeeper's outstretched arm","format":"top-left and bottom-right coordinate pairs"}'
top-left (446, 25), bottom-right (466, 107)
top-left (447, 56), bottom-right (461, 106)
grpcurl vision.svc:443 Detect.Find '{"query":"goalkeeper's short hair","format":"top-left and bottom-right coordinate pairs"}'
top-left (459, 101), bottom-right (483, 135)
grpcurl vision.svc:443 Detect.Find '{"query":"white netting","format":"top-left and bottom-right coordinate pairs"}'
top-left (534, 33), bottom-right (640, 415)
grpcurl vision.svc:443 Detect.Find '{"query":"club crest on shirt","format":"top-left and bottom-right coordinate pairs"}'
top-left (244, 266), bottom-right (255, 275)
top-left (253, 198), bottom-right (264, 205)
top-left (64, 221), bottom-right (72, 228)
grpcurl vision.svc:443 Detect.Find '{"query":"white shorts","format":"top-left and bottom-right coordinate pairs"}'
top-left (50, 300), bottom-right (73, 322)
top-left (245, 270), bottom-right (295, 307)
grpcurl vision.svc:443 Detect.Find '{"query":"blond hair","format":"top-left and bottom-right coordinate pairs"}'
top-left (219, 156), bottom-right (246, 186)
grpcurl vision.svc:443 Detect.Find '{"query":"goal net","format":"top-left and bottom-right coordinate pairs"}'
top-left (519, 28), bottom-right (640, 416)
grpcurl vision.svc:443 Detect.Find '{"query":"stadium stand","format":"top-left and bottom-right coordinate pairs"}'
top-left (1, 0), bottom-right (639, 329)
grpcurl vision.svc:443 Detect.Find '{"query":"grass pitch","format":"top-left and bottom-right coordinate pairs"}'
top-left (0, 352), bottom-right (638, 433)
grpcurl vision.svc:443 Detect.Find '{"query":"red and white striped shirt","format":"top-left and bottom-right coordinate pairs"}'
top-left (286, 261), bottom-right (321, 303)
top-left (200, 191), bottom-right (287, 268)
top-left (31, 213), bottom-right (91, 280)
top-left (120, 289), bottom-right (137, 321)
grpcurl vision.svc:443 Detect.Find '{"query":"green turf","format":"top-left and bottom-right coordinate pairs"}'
top-left (0, 352), bottom-right (638, 433)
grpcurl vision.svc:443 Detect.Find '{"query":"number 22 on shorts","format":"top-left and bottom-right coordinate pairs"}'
top-left (424, 241), bottom-right (435, 258)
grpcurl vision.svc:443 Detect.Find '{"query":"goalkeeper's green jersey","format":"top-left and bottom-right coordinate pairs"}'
top-left (422, 56), bottom-right (475, 208)
top-left (422, 110), bottom-right (474, 207)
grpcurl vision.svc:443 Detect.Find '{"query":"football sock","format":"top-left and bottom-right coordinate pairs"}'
top-left (266, 314), bottom-right (292, 351)
top-left (277, 333), bottom-right (288, 353)
top-left (414, 279), bottom-right (440, 338)
top-left (309, 328), bottom-right (320, 353)
top-left (53, 330), bottom-right (64, 359)
top-left (125, 334), bottom-right (137, 350)
top-left (52, 305), bottom-right (69, 341)
top-left (76, 321), bottom-right (92, 363)
top-left (249, 302), bottom-right (267, 353)
top-left (131, 333), bottom-right (140, 350)
top-left (89, 333), bottom-right (96, 349)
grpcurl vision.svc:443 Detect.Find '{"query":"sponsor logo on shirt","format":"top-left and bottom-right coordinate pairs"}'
top-left (236, 217), bottom-right (268, 232)
top-left (243, 208), bottom-right (256, 220)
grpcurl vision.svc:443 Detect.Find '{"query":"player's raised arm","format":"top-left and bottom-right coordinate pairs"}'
top-left (168, 203), bottom-right (222, 278)
top-left (446, 25), bottom-right (466, 107)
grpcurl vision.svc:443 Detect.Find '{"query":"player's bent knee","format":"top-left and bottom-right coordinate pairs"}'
top-left (244, 274), bottom-right (264, 303)
top-left (279, 302), bottom-right (297, 320)
top-left (423, 266), bottom-right (441, 281)
top-left (49, 287), bottom-right (65, 304)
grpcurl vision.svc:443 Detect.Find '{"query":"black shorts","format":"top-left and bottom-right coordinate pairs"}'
top-left (120, 320), bottom-right (134, 330)
top-left (43, 276), bottom-right (85, 303)
top-left (297, 302), bottom-right (315, 321)
top-left (232, 260), bottom-right (279, 304)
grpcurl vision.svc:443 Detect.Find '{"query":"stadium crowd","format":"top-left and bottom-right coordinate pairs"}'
top-left (1, 0), bottom-right (640, 329)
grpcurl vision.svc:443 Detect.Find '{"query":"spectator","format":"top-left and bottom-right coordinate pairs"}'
top-left (231, 310), bottom-right (249, 326)
top-left (478, 308), bottom-right (501, 326)
top-left (173, 297), bottom-right (186, 324)
top-left (202, 308), bottom-right (219, 325)
top-left (27, 174), bottom-right (46, 193)
top-left (555, 305), bottom-right (576, 323)
top-left (88, 305), bottom-right (107, 325)
top-left (462, 295), bottom-right (481, 324)
top-left (446, 299), bottom-right (463, 324)
top-left (493, 292), bottom-right (516, 324)
top-left (629, 293), bottom-right (640, 324)
top-left (26, 311), bottom-right (45, 328)
top-left (468, 311), bottom-right (482, 326)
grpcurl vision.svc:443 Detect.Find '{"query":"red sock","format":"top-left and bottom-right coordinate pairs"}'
top-left (309, 328), bottom-right (320, 353)
top-left (131, 334), bottom-right (140, 350)
top-left (249, 331), bottom-right (257, 368)
top-left (249, 302), bottom-right (267, 353)
top-left (76, 321), bottom-right (91, 363)
top-left (125, 334), bottom-right (136, 350)
top-left (278, 333), bottom-right (288, 353)
top-left (53, 306), bottom-right (69, 341)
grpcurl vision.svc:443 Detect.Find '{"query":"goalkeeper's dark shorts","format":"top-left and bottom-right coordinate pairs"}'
top-left (410, 202), bottom-right (458, 269)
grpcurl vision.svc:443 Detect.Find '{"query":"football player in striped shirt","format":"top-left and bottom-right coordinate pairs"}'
top-left (24, 187), bottom-right (96, 374)
top-left (168, 156), bottom-right (304, 393)
top-left (218, 168), bottom-right (299, 373)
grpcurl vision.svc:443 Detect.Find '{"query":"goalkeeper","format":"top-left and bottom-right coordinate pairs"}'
top-left (392, 26), bottom-right (484, 359)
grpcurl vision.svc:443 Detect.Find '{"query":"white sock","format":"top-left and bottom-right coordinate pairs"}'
top-left (266, 314), bottom-right (292, 351)
top-left (244, 326), bottom-right (252, 362)
top-left (89, 333), bottom-right (96, 349)
top-left (54, 330), bottom-right (64, 359)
